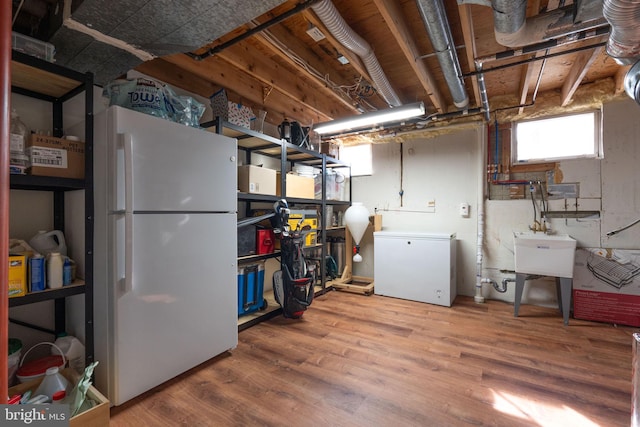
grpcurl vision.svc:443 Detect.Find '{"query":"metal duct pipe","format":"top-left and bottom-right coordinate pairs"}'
top-left (492, 0), bottom-right (527, 36)
top-left (311, 0), bottom-right (402, 107)
top-left (603, 0), bottom-right (640, 65)
top-left (475, 60), bottom-right (491, 121)
top-left (603, 0), bottom-right (640, 106)
top-left (491, 0), bottom-right (606, 48)
top-left (416, 0), bottom-right (469, 109)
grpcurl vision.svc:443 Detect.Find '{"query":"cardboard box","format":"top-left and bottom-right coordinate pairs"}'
top-left (319, 141), bottom-right (338, 158)
top-left (8, 254), bottom-right (27, 298)
top-left (573, 248), bottom-right (640, 327)
top-left (8, 368), bottom-right (110, 427)
top-left (276, 172), bottom-right (315, 199)
top-left (238, 165), bottom-right (276, 195)
top-left (27, 134), bottom-right (85, 179)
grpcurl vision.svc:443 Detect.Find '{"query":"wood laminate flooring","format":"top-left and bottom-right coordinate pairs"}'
top-left (110, 291), bottom-right (637, 426)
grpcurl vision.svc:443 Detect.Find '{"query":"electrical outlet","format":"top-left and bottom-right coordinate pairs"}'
top-left (459, 202), bottom-right (470, 217)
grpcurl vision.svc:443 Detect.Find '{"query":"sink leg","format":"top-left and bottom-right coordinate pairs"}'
top-left (559, 277), bottom-right (572, 326)
top-left (514, 273), bottom-right (526, 317)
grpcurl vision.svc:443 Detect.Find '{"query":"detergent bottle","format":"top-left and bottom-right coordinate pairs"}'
top-left (29, 230), bottom-right (67, 256)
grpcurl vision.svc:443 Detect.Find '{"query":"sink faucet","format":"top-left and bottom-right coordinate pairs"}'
top-left (529, 220), bottom-right (542, 233)
top-left (529, 220), bottom-right (553, 234)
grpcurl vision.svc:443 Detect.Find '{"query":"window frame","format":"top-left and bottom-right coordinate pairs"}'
top-left (511, 110), bottom-right (603, 165)
top-left (339, 143), bottom-right (373, 177)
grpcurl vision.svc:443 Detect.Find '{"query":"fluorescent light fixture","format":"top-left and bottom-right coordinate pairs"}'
top-left (314, 102), bottom-right (425, 135)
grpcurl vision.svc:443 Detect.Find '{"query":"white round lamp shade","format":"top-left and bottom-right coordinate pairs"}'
top-left (344, 203), bottom-right (369, 262)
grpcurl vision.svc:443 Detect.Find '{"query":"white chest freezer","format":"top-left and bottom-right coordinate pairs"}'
top-left (374, 231), bottom-right (457, 307)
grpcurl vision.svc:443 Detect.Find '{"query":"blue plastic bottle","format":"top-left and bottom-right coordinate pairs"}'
top-left (63, 257), bottom-right (72, 286)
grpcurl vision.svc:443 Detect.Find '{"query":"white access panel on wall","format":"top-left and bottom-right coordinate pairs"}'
top-left (374, 231), bottom-right (457, 307)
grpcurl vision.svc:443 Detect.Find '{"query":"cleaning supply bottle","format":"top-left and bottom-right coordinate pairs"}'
top-left (47, 252), bottom-right (63, 289)
top-left (53, 333), bottom-right (85, 374)
top-left (29, 230), bottom-right (67, 256)
top-left (63, 257), bottom-right (72, 285)
top-left (34, 366), bottom-right (69, 400)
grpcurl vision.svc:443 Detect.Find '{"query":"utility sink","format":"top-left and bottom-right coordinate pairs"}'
top-left (513, 232), bottom-right (577, 278)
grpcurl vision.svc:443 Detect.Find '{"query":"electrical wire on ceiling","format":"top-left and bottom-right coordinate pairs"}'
top-left (255, 22), bottom-right (378, 112)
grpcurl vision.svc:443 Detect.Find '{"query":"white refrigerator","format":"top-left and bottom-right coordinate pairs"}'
top-left (93, 105), bottom-right (238, 406)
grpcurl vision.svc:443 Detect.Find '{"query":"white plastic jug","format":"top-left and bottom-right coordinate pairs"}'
top-left (29, 230), bottom-right (67, 256)
top-left (52, 335), bottom-right (85, 374)
top-left (34, 366), bottom-right (69, 400)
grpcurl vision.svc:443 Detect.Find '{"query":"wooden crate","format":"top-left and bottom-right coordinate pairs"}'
top-left (8, 368), bottom-right (110, 427)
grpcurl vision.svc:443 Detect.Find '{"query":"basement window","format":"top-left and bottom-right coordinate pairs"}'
top-left (340, 144), bottom-right (372, 176)
top-left (512, 111), bottom-right (602, 164)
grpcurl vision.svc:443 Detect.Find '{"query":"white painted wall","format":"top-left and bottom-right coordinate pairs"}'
top-left (352, 126), bottom-right (483, 298)
top-left (352, 99), bottom-right (640, 308)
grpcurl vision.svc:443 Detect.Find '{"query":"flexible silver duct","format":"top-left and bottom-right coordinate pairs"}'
top-left (311, 0), bottom-right (402, 107)
top-left (603, 0), bottom-right (640, 106)
top-left (416, 0), bottom-right (469, 109)
top-left (603, 0), bottom-right (640, 65)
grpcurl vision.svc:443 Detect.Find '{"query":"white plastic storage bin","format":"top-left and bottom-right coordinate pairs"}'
top-left (12, 32), bottom-right (55, 62)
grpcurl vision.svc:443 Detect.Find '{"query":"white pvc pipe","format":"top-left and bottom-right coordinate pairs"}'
top-left (475, 124), bottom-right (487, 303)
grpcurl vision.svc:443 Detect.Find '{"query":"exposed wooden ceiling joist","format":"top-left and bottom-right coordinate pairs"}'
top-left (143, 54), bottom-right (329, 125)
top-left (215, 39), bottom-right (354, 121)
top-left (561, 47), bottom-right (604, 107)
top-left (457, 4), bottom-right (480, 109)
top-left (373, 0), bottom-right (445, 113)
top-left (518, 54), bottom-right (539, 115)
top-left (250, 24), bottom-right (361, 115)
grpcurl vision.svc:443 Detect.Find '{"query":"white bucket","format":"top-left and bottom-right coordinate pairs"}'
top-left (8, 338), bottom-right (22, 387)
top-left (16, 342), bottom-right (67, 383)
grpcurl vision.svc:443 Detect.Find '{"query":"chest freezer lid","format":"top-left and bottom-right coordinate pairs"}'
top-left (374, 231), bottom-right (456, 240)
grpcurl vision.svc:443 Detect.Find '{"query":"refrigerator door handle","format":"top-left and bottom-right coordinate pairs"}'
top-left (124, 211), bottom-right (133, 294)
top-left (115, 132), bottom-right (134, 294)
top-left (123, 133), bottom-right (134, 213)
top-left (113, 212), bottom-right (133, 295)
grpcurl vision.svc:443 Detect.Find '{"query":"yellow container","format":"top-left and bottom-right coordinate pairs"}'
top-left (288, 209), bottom-right (318, 247)
top-left (8, 254), bottom-right (27, 298)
